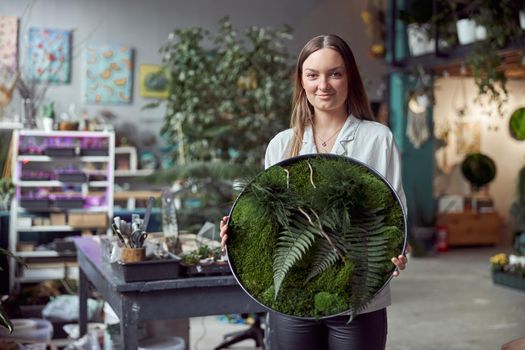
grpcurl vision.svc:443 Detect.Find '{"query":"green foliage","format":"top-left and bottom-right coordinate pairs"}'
top-left (461, 152), bottom-right (497, 189)
top-left (314, 292), bottom-right (347, 316)
top-left (461, 0), bottom-right (522, 115)
top-left (157, 17), bottom-right (293, 167)
top-left (228, 155), bottom-right (406, 318)
top-left (510, 108), bottom-right (525, 141)
top-left (0, 247), bottom-right (14, 333)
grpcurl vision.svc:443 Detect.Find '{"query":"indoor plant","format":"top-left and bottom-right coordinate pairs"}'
top-left (510, 165), bottom-right (525, 254)
top-left (152, 16), bottom-right (293, 167)
top-left (459, 0), bottom-right (522, 116)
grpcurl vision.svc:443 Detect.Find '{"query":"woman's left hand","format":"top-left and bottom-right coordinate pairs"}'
top-left (391, 244), bottom-right (410, 277)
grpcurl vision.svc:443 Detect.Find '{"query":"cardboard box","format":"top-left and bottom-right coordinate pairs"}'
top-left (50, 213), bottom-right (67, 226)
top-left (68, 212), bottom-right (107, 229)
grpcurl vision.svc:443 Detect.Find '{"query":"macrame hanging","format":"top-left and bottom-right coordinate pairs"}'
top-left (406, 92), bottom-right (430, 148)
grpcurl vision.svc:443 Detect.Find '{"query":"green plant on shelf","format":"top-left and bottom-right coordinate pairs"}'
top-left (181, 245), bottom-right (223, 266)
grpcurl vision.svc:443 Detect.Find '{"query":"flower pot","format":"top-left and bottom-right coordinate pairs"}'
top-left (492, 271), bottom-right (525, 291)
top-left (407, 23), bottom-right (435, 56)
top-left (456, 19), bottom-right (477, 45)
top-left (121, 247), bottom-right (145, 263)
top-left (475, 25), bottom-right (487, 41)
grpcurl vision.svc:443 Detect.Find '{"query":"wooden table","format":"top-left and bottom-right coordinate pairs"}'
top-left (74, 236), bottom-right (270, 349)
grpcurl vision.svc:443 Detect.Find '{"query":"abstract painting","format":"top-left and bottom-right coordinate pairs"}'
top-left (139, 64), bottom-right (169, 99)
top-left (0, 16), bottom-right (18, 70)
top-left (84, 45), bottom-right (133, 104)
top-left (28, 27), bottom-right (71, 83)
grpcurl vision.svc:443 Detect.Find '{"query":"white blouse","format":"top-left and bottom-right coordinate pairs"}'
top-left (264, 113), bottom-right (407, 314)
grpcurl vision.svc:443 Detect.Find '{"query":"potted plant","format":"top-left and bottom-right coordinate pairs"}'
top-left (461, 152), bottom-right (497, 211)
top-left (0, 247), bottom-right (19, 333)
top-left (459, 0), bottom-right (522, 116)
top-left (399, 0), bottom-right (436, 56)
top-left (511, 165), bottom-right (525, 254)
top-left (490, 252), bottom-right (525, 291)
top-left (180, 244), bottom-right (228, 277)
top-left (152, 17), bottom-right (293, 168)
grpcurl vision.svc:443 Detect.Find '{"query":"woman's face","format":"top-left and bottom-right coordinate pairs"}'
top-left (301, 48), bottom-right (348, 116)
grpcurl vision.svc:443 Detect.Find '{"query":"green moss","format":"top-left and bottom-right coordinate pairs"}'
top-left (228, 155), bottom-right (406, 318)
top-left (314, 292), bottom-right (348, 317)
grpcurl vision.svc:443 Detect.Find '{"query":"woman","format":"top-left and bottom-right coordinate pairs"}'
top-left (220, 34), bottom-right (408, 350)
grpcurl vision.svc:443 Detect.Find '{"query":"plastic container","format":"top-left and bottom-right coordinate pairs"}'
top-left (138, 336), bottom-right (185, 350)
top-left (0, 318), bottom-right (53, 341)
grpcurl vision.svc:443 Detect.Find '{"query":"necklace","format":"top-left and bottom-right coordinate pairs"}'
top-left (314, 125), bottom-right (343, 149)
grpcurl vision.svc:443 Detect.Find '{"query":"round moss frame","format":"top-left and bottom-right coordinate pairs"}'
top-left (226, 154), bottom-right (407, 320)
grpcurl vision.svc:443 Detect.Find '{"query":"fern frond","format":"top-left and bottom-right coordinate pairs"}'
top-left (273, 213), bottom-right (318, 298)
top-left (306, 239), bottom-right (340, 282)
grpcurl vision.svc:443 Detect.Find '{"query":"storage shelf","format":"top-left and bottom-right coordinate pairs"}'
top-left (17, 155), bottom-right (111, 162)
top-left (17, 206), bottom-right (111, 213)
top-left (17, 180), bottom-right (108, 187)
top-left (114, 169), bottom-right (154, 177)
top-left (9, 129), bottom-right (115, 292)
top-left (16, 225), bottom-right (76, 232)
top-left (16, 251), bottom-right (60, 258)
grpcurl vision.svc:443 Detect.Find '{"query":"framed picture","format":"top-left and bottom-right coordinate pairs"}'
top-left (139, 64), bottom-right (169, 99)
top-left (84, 44), bottom-right (133, 104)
top-left (28, 27), bottom-right (71, 83)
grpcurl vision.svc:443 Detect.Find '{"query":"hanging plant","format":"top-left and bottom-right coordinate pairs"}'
top-left (509, 107), bottom-right (525, 141)
top-left (461, 152), bottom-right (497, 190)
top-left (226, 154), bottom-right (406, 319)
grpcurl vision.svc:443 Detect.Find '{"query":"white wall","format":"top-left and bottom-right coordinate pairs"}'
top-left (1, 0), bottom-right (385, 137)
top-left (433, 77), bottom-right (525, 229)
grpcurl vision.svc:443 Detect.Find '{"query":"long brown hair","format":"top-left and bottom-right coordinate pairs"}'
top-left (287, 34), bottom-right (374, 157)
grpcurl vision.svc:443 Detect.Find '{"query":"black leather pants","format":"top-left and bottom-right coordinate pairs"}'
top-left (273, 308), bottom-right (387, 350)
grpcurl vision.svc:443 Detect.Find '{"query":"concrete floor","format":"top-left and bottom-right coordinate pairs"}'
top-left (187, 247), bottom-right (525, 350)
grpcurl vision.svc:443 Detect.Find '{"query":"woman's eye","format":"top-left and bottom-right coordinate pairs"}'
top-left (331, 71), bottom-right (342, 77)
top-left (306, 73), bottom-right (317, 79)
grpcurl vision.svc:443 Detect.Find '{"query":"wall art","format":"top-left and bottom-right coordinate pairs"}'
top-left (0, 16), bottom-right (18, 70)
top-left (84, 45), bottom-right (133, 104)
top-left (28, 27), bottom-right (71, 83)
top-left (139, 64), bottom-right (169, 99)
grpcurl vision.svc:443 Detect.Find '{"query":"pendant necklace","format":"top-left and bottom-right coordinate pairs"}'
top-left (315, 125), bottom-right (343, 150)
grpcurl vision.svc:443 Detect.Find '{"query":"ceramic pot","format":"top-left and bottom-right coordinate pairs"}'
top-left (456, 19), bottom-right (477, 45)
top-left (121, 247), bottom-right (145, 263)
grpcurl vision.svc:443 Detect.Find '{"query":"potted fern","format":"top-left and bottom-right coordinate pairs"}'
top-left (226, 155), bottom-right (406, 319)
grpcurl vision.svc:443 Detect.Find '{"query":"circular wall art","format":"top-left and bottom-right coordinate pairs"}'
top-left (226, 154), bottom-right (407, 320)
top-left (509, 107), bottom-right (525, 141)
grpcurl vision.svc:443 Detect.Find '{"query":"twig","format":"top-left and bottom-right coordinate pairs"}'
top-left (307, 161), bottom-right (316, 188)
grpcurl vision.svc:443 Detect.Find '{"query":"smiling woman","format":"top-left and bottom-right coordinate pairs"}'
top-left (220, 34), bottom-right (408, 350)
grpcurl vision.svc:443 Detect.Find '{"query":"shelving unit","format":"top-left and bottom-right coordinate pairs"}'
top-left (8, 129), bottom-right (115, 292)
top-left (114, 146), bottom-right (156, 209)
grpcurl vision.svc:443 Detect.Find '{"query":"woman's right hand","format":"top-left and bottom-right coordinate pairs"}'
top-left (220, 216), bottom-right (229, 251)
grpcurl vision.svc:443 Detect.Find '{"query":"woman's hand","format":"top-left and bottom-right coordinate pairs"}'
top-left (391, 244), bottom-right (411, 277)
top-left (220, 216), bottom-right (229, 251)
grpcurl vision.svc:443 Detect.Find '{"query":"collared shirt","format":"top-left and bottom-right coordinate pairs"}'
top-left (264, 113), bottom-right (407, 314)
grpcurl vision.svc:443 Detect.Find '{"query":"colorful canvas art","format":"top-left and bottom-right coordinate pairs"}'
top-left (0, 16), bottom-right (18, 70)
top-left (84, 45), bottom-right (133, 104)
top-left (28, 27), bottom-right (71, 83)
top-left (139, 64), bottom-right (169, 99)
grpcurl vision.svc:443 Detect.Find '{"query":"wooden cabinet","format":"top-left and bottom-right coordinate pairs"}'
top-left (436, 212), bottom-right (502, 247)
